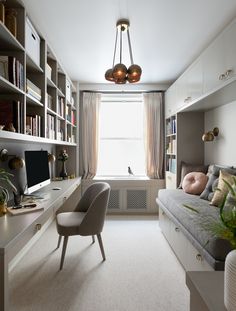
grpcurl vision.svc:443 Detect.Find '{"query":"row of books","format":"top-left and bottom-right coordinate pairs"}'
top-left (26, 114), bottom-right (41, 137)
top-left (0, 100), bottom-right (22, 133)
top-left (166, 158), bottom-right (176, 174)
top-left (57, 120), bottom-right (64, 141)
top-left (26, 79), bottom-right (42, 101)
top-left (0, 56), bottom-right (24, 90)
top-left (166, 118), bottom-right (176, 135)
top-left (167, 139), bottom-right (176, 154)
top-left (71, 110), bottom-right (76, 125)
top-left (47, 93), bottom-right (53, 110)
top-left (46, 114), bottom-right (55, 140)
top-left (58, 97), bottom-right (65, 118)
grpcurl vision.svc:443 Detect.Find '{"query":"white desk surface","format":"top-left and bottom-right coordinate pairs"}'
top-left (0, 178), bottom-right (81, 253)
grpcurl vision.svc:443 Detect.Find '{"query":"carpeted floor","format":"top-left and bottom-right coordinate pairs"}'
top-left (9, 216), bottom-right (189, 311)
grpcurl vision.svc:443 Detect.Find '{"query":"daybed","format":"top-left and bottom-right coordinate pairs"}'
top-left (156, 164), bottom-right (236, 271)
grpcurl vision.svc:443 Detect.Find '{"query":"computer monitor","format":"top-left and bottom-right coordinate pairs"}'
top-left (24, 150), bottom-right (50, 194)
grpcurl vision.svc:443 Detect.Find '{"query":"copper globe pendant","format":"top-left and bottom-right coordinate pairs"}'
top-left (104, 19), bottom-right (142, 84)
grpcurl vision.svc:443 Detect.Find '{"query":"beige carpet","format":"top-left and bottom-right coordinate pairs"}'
top-left (9, 215), bottom-right (189, 311)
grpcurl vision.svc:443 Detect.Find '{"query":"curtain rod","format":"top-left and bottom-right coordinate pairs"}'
top-left (81, 90), bottom-right (165, 94)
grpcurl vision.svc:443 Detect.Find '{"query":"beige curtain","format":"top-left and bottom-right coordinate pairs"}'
top-left (81, 92), bottom-right (101, 179)
top-left (143, 92), bottom-right (164, 179)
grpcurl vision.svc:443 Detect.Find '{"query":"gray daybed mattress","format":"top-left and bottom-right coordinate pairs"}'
top-left (157, 189), bottom-right (232, 270)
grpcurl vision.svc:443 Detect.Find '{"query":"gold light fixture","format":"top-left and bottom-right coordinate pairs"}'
top-left (0, 149), bottom-right (25, 169)
top-left (202, 127), bottom-right (219, 142)
top-left (105, 19), bottom-right (142, 84)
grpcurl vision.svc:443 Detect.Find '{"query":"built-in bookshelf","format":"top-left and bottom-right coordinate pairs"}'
top-left (0, 0), bottom-right (78, 146)
top-left (166, 115), bottom-right (176, 175)
top-left (165, 112), bottom-right (205, 189)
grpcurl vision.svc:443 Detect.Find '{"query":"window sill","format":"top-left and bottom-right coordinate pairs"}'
top-left (94, 176), bottom-right (149, 181)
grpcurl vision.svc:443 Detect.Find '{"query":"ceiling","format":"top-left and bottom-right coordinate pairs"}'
top-left (22, 0), bottom-right (236, 85)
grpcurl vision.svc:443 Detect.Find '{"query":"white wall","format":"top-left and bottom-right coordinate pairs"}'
top-left (204, 101), bottom-right (236, 166)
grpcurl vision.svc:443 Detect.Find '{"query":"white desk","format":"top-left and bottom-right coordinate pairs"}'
top-left (0, 178), bottom-right (81, 311)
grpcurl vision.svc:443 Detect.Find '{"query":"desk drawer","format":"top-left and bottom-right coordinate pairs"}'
top-left (7, 208), bottom-right (53, 261)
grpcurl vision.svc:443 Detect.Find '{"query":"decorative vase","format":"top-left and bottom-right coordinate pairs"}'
top-left (224, 250), bottom-right (236, 310)
top-left (0, 202), bottom-right (7, 216)
top-left (60, 161), bottom-right (68, 179)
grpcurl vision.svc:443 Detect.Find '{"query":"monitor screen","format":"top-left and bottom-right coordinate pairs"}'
top-left (25, 150), bottom-right (50, 194)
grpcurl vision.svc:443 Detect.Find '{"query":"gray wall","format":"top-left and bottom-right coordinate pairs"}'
top-left (204, 100), bottom-right (236, 166)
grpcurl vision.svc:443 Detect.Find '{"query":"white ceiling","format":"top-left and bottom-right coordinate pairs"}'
top-left (22, 0), bottom-right (236, 85)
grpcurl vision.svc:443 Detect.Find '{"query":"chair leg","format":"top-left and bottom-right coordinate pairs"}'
top-left (97, 233), bottom-right (106, 261)
top-left (56, 235), bottom-right (62, 249)
top-left (60, 236), bottom-right (69, 270)
top-left (92, 235), bottom-right (95, 244)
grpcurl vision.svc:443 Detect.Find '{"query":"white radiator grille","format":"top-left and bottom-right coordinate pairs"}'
top-left (108, 189), bottom-right (120, 209)
top-left (127, 189), bottom-right (147, 209)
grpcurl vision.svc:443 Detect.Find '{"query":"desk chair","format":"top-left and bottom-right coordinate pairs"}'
top-left (56, 182), bottom-right (110, 270)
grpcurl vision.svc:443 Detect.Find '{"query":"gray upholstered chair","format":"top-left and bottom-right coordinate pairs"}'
top-left (56, 182), bottom-right (110, 270)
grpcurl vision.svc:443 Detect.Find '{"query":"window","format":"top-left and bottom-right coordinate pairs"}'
top-left (96, 93), bottom-right (146, 176)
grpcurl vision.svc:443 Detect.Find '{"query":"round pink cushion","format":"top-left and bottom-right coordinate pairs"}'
top-left (182, 172), bottom-right (208, 195)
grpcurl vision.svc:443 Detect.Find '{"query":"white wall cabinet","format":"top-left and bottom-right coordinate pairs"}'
top-left (165, 84), bottom-right (177, 118)
top-left (165, 17), bottom-right (236, 116)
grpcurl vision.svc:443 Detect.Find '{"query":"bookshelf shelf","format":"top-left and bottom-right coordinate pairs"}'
top-left (0, 76), bottom-right (25, 94)
top-left (26, 94), bottom-right (44, 107)
top-left (0, 21), bottom-right (24, 51)
top-left (57, 88), bottom-right (65, 97)
top-left (0, 130), bottom-right (76, 146)
top-left (47, 77), bottom-right (57, 88)
top-left (47, 107), bottom-right (65, 120)
top-left (26, 54), bottom-right (44, 73)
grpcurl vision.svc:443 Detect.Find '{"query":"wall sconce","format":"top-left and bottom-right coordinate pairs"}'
top-left (202, 127), bottom-right (219, 142)
top-left (48, 152), bottom-right (55, 163)
top-left (0, 149), bottom-right (25, 169)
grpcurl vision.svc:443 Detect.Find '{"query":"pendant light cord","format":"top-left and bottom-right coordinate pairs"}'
top-left (120, 26), bottom-right (123, 63)
top-left (127, 29), bottom-right (134, 65)
top-left (112, 28), bottom-right (118, 68)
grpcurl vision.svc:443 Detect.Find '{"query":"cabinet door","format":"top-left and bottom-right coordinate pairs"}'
top-left (175, 74), bottom-right (188, 111)
top-left (187, 59), bottom-right (203, 102)
top-left (224, 19), bottom-right (236, 80)
top-left (165, 84), bottom-right (176, 118)
top-left (202, 35), bottom-right (225, 94)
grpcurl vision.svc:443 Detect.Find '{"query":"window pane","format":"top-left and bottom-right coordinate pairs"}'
top-left (97, 139), bottom-right (146, 176)
top-left (99, 102), bottom-right (143, 138)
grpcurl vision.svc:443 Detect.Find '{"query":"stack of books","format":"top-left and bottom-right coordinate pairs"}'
top-left (26, 114), bottom-right (41, 136)
top-left (0, 56), bottom-right (24, 90)
top-left (58, 97), bottom-right (65, 117)
top-left (47, 93), bottom-right (53, 110)
top-left (26, 79), bottom-right (42, 102)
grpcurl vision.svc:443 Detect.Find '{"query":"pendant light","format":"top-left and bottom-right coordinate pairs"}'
top-left (105, 19), bottom-right (142, 84)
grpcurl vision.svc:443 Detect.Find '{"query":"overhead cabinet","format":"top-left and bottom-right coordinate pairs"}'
top-left (165, 17), bottom-right (236, 117)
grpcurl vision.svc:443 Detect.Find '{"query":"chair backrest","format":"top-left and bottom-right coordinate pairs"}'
top-left (76, 182), bottom-right (111, 236)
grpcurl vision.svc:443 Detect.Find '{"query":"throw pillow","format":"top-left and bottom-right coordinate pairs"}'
top-left (200, 165), bottom-right (236, 201)
top-left (182, 172), bottom-right (208, 195)
top-left (211, 170), bottom-right (236, 206)
top-left (178, 161), bottom-right (208, 188)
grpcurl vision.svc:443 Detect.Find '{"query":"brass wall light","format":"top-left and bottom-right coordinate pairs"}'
top-left (105, 19), bottom-right (142, 84)
top-left (48, 152), bottom-right (55, 163)
top-left (202, 127), bottom-right (219, 142)
top-left (0, 149), bottom-right (25, 169)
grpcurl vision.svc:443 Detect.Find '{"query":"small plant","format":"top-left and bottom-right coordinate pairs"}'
top-left (183, 177), bottom-right (236, 249)
top-left (0, 168), bottom-right (17, 205)
top-left (58, 149), bottom-right (69, 162)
